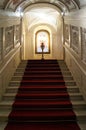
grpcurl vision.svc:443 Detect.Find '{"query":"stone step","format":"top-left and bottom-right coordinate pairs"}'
top-left (0, 122), bottom-right (7, 130)
top-left (0, 60), bottom-right (86, 130)
top-left (78, 120), bottom-right (86, 130)
top-left (67, 86), bottom-right (79, 93)
top-left (11, 75), bottom-right (74, 81)
top-left (6, 85), bottom-right (79, 93)
top-left (71, 101), bottom-right (86, 110)
top-left (0, 110), bottom-right (10, 122)
top-left (16, 66), bottom-right (69, 70)
top-left (0, 101), bottom-right (14, 110)
top-left (13, 72), bottom-right (72, 76)
top-left (0, 100), bottom-right (86, 111)
top-left (0, 109), bottom-right (86, 124)
top-left (16, 69), bottom-right (71, 73)
top-left (75, 110), bottom-right (86, 121)
top-left (9, 80), bottom-right (76, 86)
top-left (3, 92), bottom-right (83, 101)
top-left (69, 93), bottom-right (83, 101)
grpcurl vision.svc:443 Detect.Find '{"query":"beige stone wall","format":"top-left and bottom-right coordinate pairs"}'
top-left (64, 7), bottom-right (86, 100)
top-left (0, 10), bottom-right (21, 100)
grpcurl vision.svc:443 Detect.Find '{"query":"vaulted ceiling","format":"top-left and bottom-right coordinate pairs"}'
top-left (0, 0), bottom-right (86, 13)
top-left (1, 0), bottom-right (86, 31)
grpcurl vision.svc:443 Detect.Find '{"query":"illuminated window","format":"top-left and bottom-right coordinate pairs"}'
top-left (35, 30), bottom-right (50, 54)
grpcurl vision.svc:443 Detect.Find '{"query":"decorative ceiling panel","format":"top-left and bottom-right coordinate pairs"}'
top-left (24, 7), bottom-right (61, 30)
top-left (0, 0), bottom-right (5, 9)
top-left (61, 0), bottom-right (77, 10)
top-left (0, 0), bottom-right (86, 12)
top-left (19, 0), bottom-right (78, 12)
top-left (19, 0), bottom-right (68, 13)
top-left (80, 0), bottom-right (86, 7)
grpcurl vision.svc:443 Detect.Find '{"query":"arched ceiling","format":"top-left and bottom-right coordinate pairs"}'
top-left (1, 0), bottom-right (86, 13)
top-left (1, 0), bottom-right (86, 32)
top-left (24, 7), bottom-right (61, 31)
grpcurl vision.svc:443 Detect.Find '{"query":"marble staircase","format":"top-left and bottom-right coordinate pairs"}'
top-left (0, 60), bottom-right (86, 130)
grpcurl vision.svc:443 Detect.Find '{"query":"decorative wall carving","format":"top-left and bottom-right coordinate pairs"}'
top-left (0, 28), bottom-right (3, 60)
top-left (64, 24), bottom-right (70, 44)
top-left (5, 26), bottom-right (14, 55)
top-left (15, 24), bottom-right (20, 45)
top-left (71, 25), bottom-right (79, 54)
top-left (81, 27), bottom-right (86, 63)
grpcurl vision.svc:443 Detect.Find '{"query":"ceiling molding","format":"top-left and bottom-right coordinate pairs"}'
top-left (15, 1), bottom-right (70, 13)
top-left (3, 0), bottom-right (80, 13)
top-left (24, 3), bottom-right (62, 13)
top-left (72, 0), bottom-right (80, 9)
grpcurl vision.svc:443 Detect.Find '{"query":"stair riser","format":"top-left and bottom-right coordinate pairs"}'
top-left (73, 105), bottom-right (86, 110)
top-left (0, 107), bottom-right (12, 111)
top-left (16, 68), bottom-right (69, 71)
top-left (0, 117), bottom-right (8, 122)
top-left (11, 76), bottom-right (73, 81)
top-left (6, 88), bottom-right (79, 93)
top-left (1, 60), bottom-right (86, 130)
top-left (6, 89), bottom-right (18, 93)
top-left (14, 73), bottom-right (72, 76)
top-left (67, 88), bottom-right (79, 93)
top-left (3, 96), bottom-right (15, 101)
top-left (1, 104), bottom-right (86, 111)
top-left (16, 70), bottom-right (71, 73)
top-left (3, 95), bottom-right (83, 101)
top-left (1, 116), bottom-right (86, 123)
top-left (70, 96), bottom-right (83, 101)
top-left (65, 82), bottom-right (76, 86)
top-left (9, 82), bottom-right (76, 86)
top-left (77, 116), bottom-right (86, 122)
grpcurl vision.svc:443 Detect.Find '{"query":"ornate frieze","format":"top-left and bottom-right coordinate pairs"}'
top-left (81, 27), bottom-right (86, 63)
top-left (0, 28), bottom-right (3, 60)
top-left (71, 25), bottom-right (79, 54)
top-left (5, 26), bottom-right (14, 55)
top-left (64, 24), bottom-right (70, 44)
top-left (14, 24), bottom-right (20, 46)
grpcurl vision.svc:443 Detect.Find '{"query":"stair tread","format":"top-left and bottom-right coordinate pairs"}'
top-left (0, 110), bottom-right (86, 117)
top-left (7, 85), bottom-right (78, 89)
top-left (0, 100), bottom-right (86, 106)
top-left (0, 110), bottom-right (10, 116)
top-left (0, 122), bottom-right (7, 130)
top-left (1, 60), bottom-right (86, 130)
top-left (75, 110), bottom-right (86, 115)
top-left (12, 75), bottom-right (72, 78)
top-left (10, 80), bottom-right (75, 83)
top-left (9, 110), bottom-right (76, 118)
top-left (0, 100), bottom-right (86, 107)
top-left (0, 101), bottom-right (14, 105)
top-left (71, 101), bottom-right (86, 105)
top-left (4, 92), bottom-right (82, 96)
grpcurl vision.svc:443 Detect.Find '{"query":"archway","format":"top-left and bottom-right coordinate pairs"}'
top-left (35, 30), bottom-right (50, 54)
top-left (22, 6), bottom-right (63, 60)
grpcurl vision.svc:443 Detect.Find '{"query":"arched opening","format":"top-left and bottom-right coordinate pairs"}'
top-left (35, 30), bottom-right (50, 54)
top-left (22, 6), bottom-right (63, 60)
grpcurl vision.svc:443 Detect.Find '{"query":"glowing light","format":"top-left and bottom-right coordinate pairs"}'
top-left (25, 7), bottom-right (61, 30)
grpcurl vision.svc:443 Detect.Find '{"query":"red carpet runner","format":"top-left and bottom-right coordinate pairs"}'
top-left (5, 60), bottom-right (80, 130)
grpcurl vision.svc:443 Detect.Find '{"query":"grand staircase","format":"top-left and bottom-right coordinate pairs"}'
top-left (0, 60), bottom-right (86, 130)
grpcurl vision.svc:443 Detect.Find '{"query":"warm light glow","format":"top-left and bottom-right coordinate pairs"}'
top-left (16, 7), bottom-right (23, 17)
top-left (25, 7), bottom-right (61, 30)
top-left (36, 31), bottom-right (49, 53)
